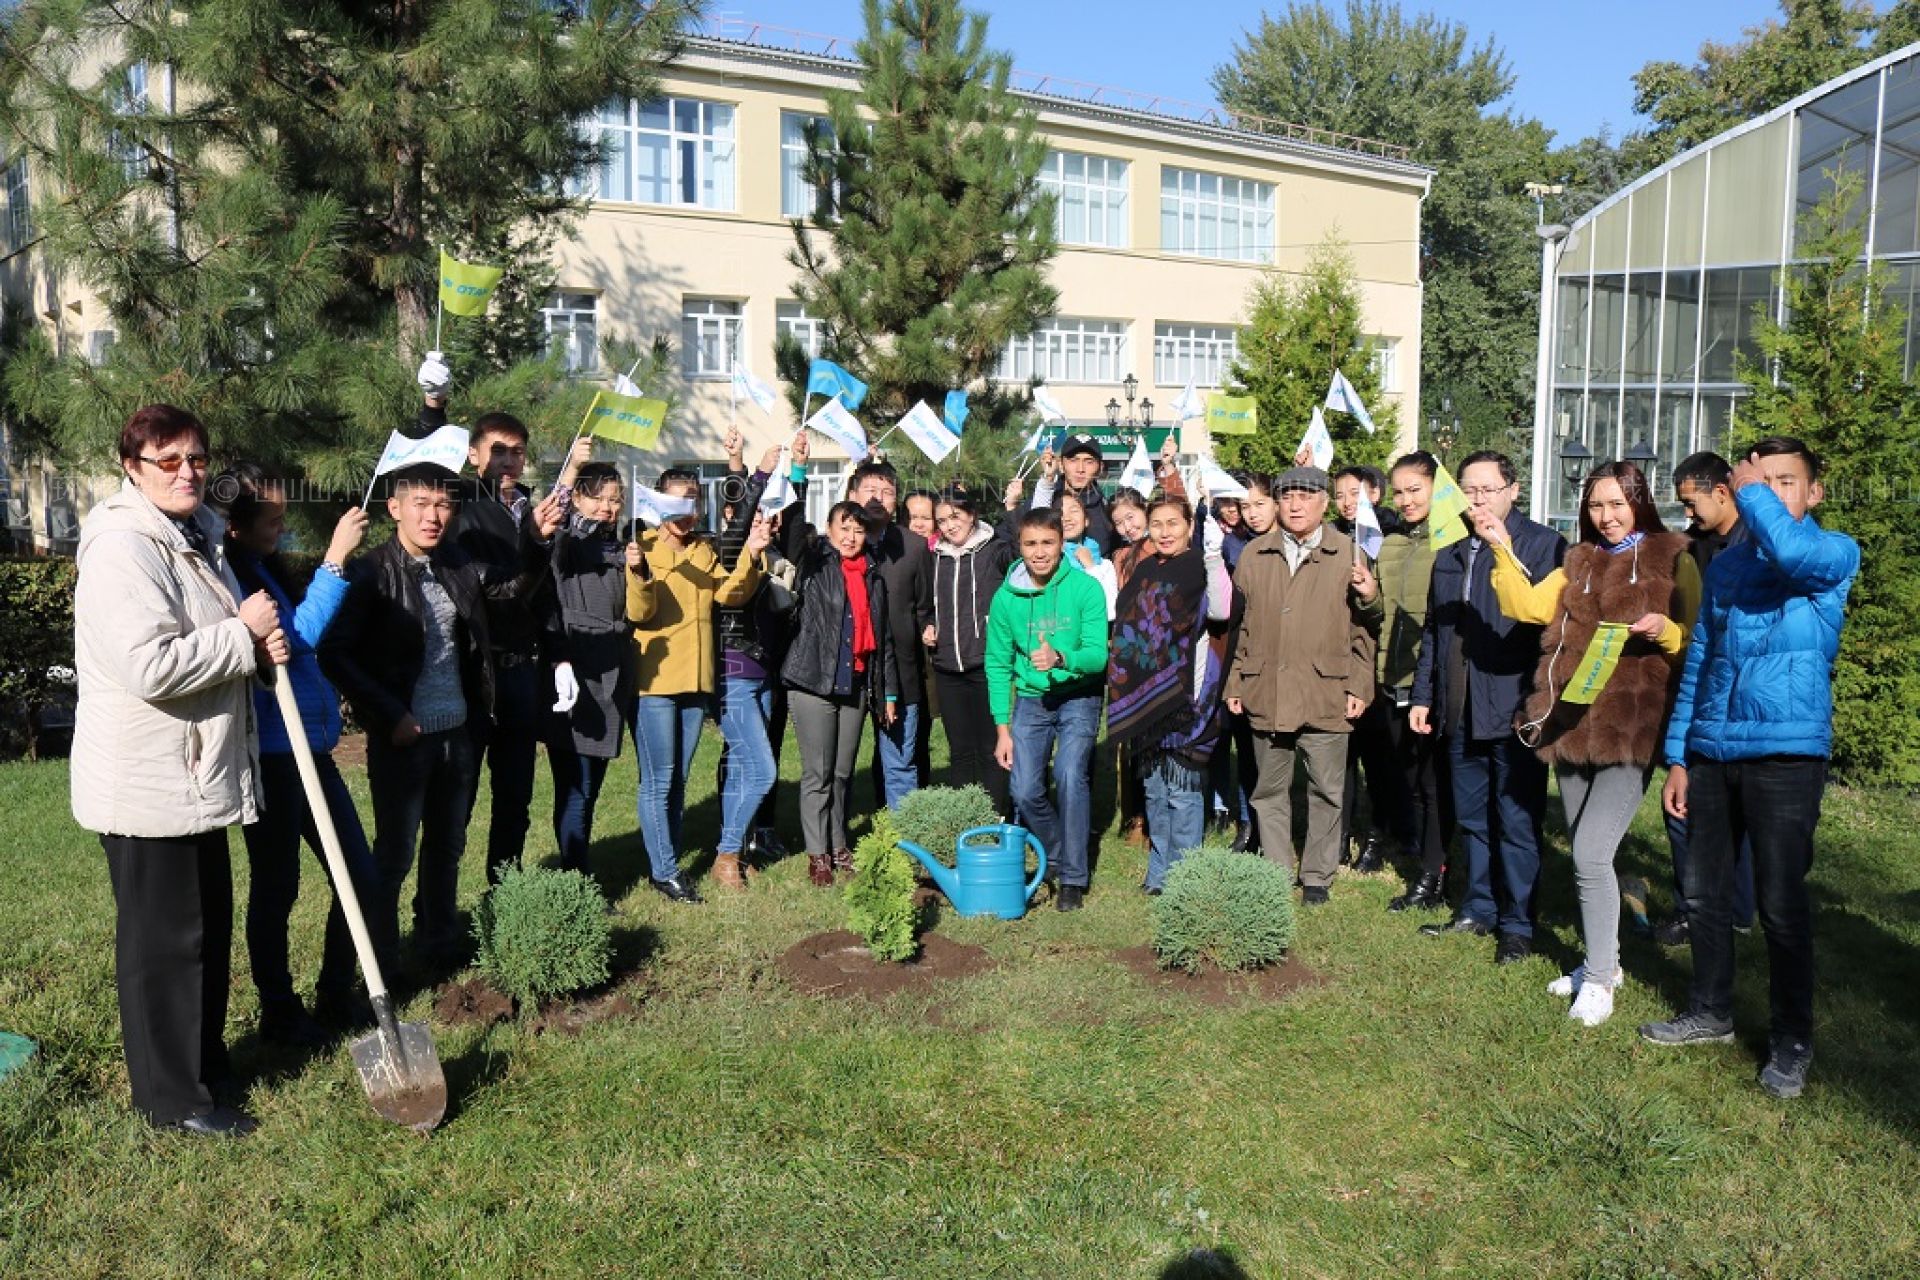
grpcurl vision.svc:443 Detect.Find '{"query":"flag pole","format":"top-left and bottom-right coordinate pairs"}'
top-left (434, 294), bottom-right (443, 353)
top-left (359, 470), bottom-right (380, 513)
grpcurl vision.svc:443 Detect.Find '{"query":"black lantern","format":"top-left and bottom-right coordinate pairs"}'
top-left (1122, 372), bottom-right (1139, 405)
top-left (1560, 436), bottom-right (1595, 489)
top-left (1623, 433), bottom-right (1658, 490)
top-left (1105, 398), bottom-right (1122, 429)
top-left (1138, 398), bottom-right (1154, 428)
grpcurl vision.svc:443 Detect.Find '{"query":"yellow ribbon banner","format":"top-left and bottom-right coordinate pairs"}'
top-left (582, 390), bottom-right (668, 451)
top-left (438, 249), bottom-right (504, 317)
top-left (1428, 463), bottom-right (1475, 550)
top-left (1562, 621), bottom-right (1631, 705)
top-left (1206, 393), bottom-right (1258, 435)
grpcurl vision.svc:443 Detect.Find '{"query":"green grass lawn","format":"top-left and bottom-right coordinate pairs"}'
top-left (2, 729), bottom-right (1917, 1278)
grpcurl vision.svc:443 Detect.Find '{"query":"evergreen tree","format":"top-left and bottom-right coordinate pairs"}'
top-left (0, 0), bottom-right (698, 486)
top-left (1737, 168), bottom-right (1920, 788)
top-left (775, 0), bottom-right (1058, 482)
top-left (1217, 239), bottom-right (1393, 476)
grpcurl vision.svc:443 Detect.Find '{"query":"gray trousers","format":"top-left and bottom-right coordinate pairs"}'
top-left (1250, 729), bottom-right (1349, 889)
top-left (789, 689), bottom-right (867, 857)
top-left (1556, 763), bottom-right (1653, 979)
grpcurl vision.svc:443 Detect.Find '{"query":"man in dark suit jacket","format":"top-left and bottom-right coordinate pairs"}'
top-left (1408, 451), bottom-right (1567, 964)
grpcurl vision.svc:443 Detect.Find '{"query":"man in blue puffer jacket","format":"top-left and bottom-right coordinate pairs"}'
top-left (1639, 437), bottom-right (1860, 1102)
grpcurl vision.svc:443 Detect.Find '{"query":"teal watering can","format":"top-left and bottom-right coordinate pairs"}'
top-left (899, 824), bottom-right (1047, 920)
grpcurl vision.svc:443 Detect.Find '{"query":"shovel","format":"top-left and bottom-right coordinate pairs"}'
top-left (268, 669), bottom-right (447, 1133)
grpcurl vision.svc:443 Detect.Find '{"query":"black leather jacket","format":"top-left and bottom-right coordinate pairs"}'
top-left (317, 538), bottom-right (495, 739)
top-left (779, 536), bottom-right (898, 711)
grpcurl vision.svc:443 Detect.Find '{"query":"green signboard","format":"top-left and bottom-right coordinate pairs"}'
top-left (1044, 425), bottom-right (1174, 460)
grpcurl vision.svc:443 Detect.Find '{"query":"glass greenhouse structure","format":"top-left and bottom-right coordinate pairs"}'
top-left (1530, 45), bottom-right (1920, 524)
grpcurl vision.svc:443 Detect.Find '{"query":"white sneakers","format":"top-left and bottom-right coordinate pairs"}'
top-left (1549, 965), bottom-right (1625, 1027)
top-left (1546, 964), bottom-right (1624, 999)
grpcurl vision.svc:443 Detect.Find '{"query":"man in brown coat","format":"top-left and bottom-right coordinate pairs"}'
top-left (1226, 467), bottom-right (1380, 904)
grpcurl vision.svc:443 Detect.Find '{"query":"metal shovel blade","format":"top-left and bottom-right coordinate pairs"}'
top-left (348, 1001), bottom-right (446, 1134)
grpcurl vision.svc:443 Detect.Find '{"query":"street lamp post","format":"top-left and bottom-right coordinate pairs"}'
top-left (1428, 394), bottom-right (1461, 462)
top-left (1624, 433), bottom-right (1659, 497)
top-left (1112, 375), bottom-right (1152, 452)
top-left (1560, 436), bottom-right (1595, 516)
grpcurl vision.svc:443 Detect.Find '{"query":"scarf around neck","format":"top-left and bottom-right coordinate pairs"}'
top-left (1106, 546), bottom-right (1210, 759)
top-left (839, 553), bottom-right (876, 673)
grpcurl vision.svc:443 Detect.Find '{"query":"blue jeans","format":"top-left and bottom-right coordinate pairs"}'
top-left (1008, 691), bottom-right (1102, 889)
top-left (366, 727), bottom-right (478, 964)
top-left (631, 693), bottom-right (708, 882)
top-left (243, 751), bottom-right (379, 1010)
top-left (1665, 801), bottom-right (1755, 928)
top-left (872, 701), bottom-right (922, 809)
top-left (479, 657), bottom-right (540, 881)
top-left (717, 674), bottom-right (777, 855)
top-left (1143, 756), bottom-right (1207, 890)
top-left (549, 747), bottom-right (611, 873)
top-left (1448, 732), bottom-right (1548, 937)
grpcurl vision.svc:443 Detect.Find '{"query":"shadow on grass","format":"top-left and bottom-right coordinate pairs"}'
top-left (1158, 1247), bottom-right (1252, 1279)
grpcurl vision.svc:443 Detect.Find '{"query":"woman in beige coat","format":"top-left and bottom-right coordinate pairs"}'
top-left (71, 404), bottom-right (289, 1138)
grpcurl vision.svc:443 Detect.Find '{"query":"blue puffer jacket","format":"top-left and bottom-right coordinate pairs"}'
top-left (1664, 484), bottom-right (1859, 765)
top-left (233, 552), bottom-right (349, 755)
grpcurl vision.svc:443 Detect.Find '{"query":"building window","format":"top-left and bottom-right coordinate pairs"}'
top-left (998, 317), bottom-right (1127, 385)
top-left (578, 96), bottom-right (736, 209)
top-left (1153, 322), bottom-right (1240, 387)
top-left (682, 298), bottom-right (742, 378)
top-left (543, 292), bottom-right (599, 374)
top-left (777, 299), bottom-right (825, 360)
top-left (1160, 167), bottom-right (1274, 263)
top-left (3, 155), bottom-right (29, 252)
top-left (1370, 337), bottom-right (1399, 393)
top-left (780, 112), bottom-right (839, 219)
top-left (1038, 150), bottom-right (1129, 248)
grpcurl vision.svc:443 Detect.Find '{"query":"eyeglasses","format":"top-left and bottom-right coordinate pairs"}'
top-left (138, 453), bottom-right (212, 474)
top-left (1461, 484), bottom-right (1515, 499)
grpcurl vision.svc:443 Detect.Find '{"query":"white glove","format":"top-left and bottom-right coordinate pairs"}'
top-left (1201, 510), bottom-right (1225, 558)
top-left (551, 662), bottom-right (579, 713)
top-left (416, 350), bottom-right (451, 398)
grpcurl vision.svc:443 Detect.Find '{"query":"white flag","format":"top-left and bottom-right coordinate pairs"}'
top-left (760, 449), bottom-right (795, 514)
top-left (896, 400), bottom-right (962, 464)
top-left (374, 423), bottom-right (470, 478)
top-left (1325, 369), bottom-right (1376, 435)
top-left (1031, 385), bottom-right (1069, 424)
top-left (1170, 380), bottom-right (1206, 422)
top-left (1197, 456), bottom-right (1249, 499)
top-left (612, 372), bottom-right (643, 398)
top-left (633, 483), bottom-right (697, 528)
top-left (805, 394), bottom-right (869, 462)
top-left (1299, 406), bottom-right (1335, 471)
top-left (1353, 490), bottom-right (1385, 561)
top-left (1117, 438), bottom-right (1155, 498)
top-left (732, 363), bottom-right (779, 415)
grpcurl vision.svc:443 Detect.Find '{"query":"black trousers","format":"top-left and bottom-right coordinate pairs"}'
top-left (933, 667), bottom-right (1011, 817)
top-left (102, 830), bottom-right (232, 1125)
top-left (1341, 690), bottom-right (1410, 853)
top-left (1387, 699), bottom-right (1453, 878)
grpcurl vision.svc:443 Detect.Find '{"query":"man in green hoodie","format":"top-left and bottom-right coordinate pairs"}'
top-left (988, 508), bottom-right (1111, 911)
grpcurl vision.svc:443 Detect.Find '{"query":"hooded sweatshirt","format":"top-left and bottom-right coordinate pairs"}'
top-left (982, 560), bottom-right (1110, 724)
top-left (931, 520), bottom-right (1015, 675)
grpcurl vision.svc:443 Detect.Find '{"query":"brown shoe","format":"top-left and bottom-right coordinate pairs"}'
top-left (807, 853), bottom-right (835, 887)
top-left (1122, 818), bottom-right (1148, 847)
top-left (712, 853), bottom-right (747, 891)
top-left (832, 846), bottom-right (855, 878)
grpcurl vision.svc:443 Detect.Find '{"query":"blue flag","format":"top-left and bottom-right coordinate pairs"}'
top-left (806, 358), bottom-right (868, 411)
top-left (943, 390), bottom-right (970, 434)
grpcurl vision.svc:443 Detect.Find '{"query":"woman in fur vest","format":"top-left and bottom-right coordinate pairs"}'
top-left (1473, 461), bottom-right (1700, 1029)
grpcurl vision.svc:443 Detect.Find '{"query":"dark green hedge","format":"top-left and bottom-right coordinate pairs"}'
top-left (0, 557), bottom-right (78, 759)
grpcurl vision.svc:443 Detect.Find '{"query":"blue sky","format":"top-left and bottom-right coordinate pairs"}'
top-left (711, 1), bottom-right (1791, 145)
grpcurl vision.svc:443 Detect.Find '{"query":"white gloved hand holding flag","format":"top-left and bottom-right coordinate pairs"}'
top-left (416, 351), bottom-right (451, 399)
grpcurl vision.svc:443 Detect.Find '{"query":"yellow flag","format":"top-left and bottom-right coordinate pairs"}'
top-left (582, 390), bottom-right (668, 450)
top-left (1562, 622), bottom-right (1631, 705)
top-left (438, 249), bottom-right (504, 317)
top-left (1428, 462), bottom-right (1474, 549)
top-left (1206, 393), bottom-right (1258, 435)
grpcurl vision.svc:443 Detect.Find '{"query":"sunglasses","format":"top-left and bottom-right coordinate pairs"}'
top-left (139, 453), bottom-right (212, 474)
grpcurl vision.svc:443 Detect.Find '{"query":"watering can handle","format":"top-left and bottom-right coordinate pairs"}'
top-left (1023, 828), bottom-right (1047, 901)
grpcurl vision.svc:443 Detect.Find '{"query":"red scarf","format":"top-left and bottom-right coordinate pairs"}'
top-left (840, 553), bottom-right (877, 672)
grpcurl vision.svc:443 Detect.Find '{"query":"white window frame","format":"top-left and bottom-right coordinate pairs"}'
top-left (543, 291), bottom-right (599, 375)
top-left (3, 156), bottom-right (28, 252)
top-left (780, 112), bottom-right (840, 220)
top-left (682, 297), bottom-right (742, 379)
top-left (998, 317), bottom-right (1128, 385)
top-left (1153, 322), bottom-right (1241, 388)
top-left (577, 96), bottom-right (737, 210)
top-left (1038, 150), bottom-right (1129, 249)
top-left (1370, 337), bottom-right (1400, 394)
top-left (1160, 166), bottom-right (1274, 264)
top-left (109, 63), bottom-right (149, 183)
top-left (776, 299), bottom-right (825, 361)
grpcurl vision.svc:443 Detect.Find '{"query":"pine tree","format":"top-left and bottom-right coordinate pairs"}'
top-left (775, 0), bottom-right (1058, 482)
top-left (0, 0), bottom-right (697, 487)
top-left (1217, 238), bottom-right (1393, 475)
top-left (1736, 168), bottom-right (1920, 789)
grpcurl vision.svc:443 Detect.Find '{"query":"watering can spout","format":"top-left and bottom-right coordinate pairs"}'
top-left (898, 840), bottom-right (959, 902)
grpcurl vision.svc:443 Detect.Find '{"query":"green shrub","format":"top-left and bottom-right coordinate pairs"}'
top-left (473, 865), bottom-right (612, 1008)
top-left (1151, 846), bottom-right (1296, 974)
top-left (845, 815), bottom-right (920, 962)
top-left (893, 784), bottom-right (1001, 857)
top-left (0, 558), bottom-right (78, 760)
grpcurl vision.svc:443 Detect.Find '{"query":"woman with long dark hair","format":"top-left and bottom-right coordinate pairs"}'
top-left (927, 487), bottom-right (1015, 813)
top-left (1477, 460), bottom-right (1700, 1028)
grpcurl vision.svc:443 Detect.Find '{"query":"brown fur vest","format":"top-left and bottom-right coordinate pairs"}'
top-left (1516, 532), bottom-right (1690, 769)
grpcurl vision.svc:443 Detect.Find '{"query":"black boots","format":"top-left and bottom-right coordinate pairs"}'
top-left (1387, 871), bottom-right (1445, 912)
